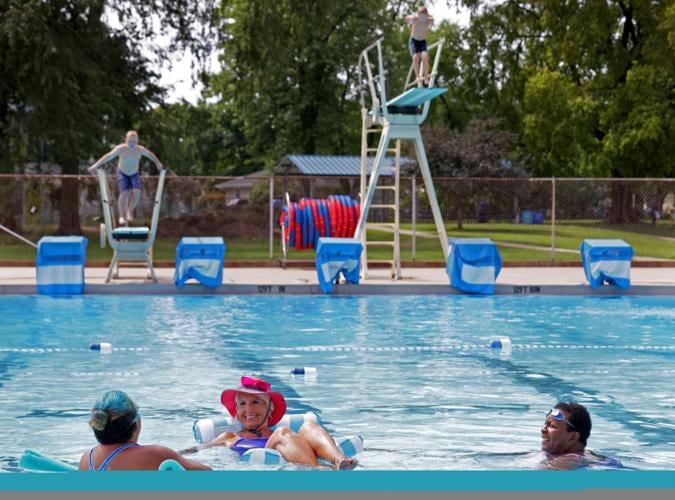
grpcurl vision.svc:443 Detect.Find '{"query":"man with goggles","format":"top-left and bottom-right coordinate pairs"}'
top-left (540, 402), bottom-right (622, 470)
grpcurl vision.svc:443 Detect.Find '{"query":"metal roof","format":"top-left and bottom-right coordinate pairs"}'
top-left (274, 155), bottom-right (416, 176)
top-left (213, 170), bottom-right (268, 190)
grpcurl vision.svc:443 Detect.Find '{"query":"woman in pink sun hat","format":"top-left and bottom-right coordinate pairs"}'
top-left (203, 375), bottom-right (357, 470)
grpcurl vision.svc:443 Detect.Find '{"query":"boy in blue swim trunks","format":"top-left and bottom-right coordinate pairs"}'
top-left (88, 130), bottom-right (164, 226)
top-left (405, 6), bottom-right (434, 85)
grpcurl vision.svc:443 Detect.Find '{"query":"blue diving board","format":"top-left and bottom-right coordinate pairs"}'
top-left (580, 239), bottom-right (633, 290)
top-left (387, 87), bottom-right (448, 108)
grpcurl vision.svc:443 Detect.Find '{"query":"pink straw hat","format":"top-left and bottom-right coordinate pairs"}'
top-left (220, 376), bottom-right (287, 427)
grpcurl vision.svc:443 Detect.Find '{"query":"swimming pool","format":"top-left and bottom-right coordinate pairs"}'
top-left (1, 295), bottom-right (674, 471)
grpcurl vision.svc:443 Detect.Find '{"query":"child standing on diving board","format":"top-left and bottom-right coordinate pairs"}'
top-left (405, 6), bottom-right (434, 85)
top-left (88, 130), bottom-right (164, 226)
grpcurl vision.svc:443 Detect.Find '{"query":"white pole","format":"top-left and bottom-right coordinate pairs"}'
top-left (269, 175), bottom-right (274, 261)
top-left (411, 176), bottom-right (416, 262)
top-left (0, 224), bottom-right (37, 248)
top-left (413, 133), bottom-right (449, 259)
top-left (550, 177), bottom-right (556, 262)
top-left (354, 125), bottom-right (391, 240)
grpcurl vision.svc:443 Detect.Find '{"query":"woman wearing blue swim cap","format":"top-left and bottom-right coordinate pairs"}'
top-left (79, 390), bottom-right (210, 471)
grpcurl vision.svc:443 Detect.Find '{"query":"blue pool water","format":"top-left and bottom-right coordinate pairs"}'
top-left (1, 295), bottom-right (674, 471)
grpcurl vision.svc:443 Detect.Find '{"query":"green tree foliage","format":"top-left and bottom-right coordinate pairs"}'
top-left (0, 0), bottom-right (160, 233)
top-left (457, 0), bottom-right (674, 181)
top-left (137, 101), bottom-right (251, 175)
top-left (0, 0), bottom-right (217, 232)
top-left (207, 0), bottom-right (420, 172)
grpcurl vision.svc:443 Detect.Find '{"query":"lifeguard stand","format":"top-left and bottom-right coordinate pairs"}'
top-left (97, 168), bottom-right (166, 283)
top-left (356, 38), bottom-right (449, 279)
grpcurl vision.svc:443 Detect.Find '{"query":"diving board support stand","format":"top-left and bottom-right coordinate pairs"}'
top-left (356, 38), bottom-right (449, 280)
top-left (97, 168), bottom-right (166, 283)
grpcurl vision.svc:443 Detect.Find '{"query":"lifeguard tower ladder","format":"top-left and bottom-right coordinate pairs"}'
top-left (356, 38), bottom-right (449, 279)
top-left (97, 168), bottom-right (166, 283)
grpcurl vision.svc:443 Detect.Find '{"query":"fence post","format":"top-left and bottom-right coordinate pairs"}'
top-left (411, 176), bottom-right (416, 262)
top-left (269, 175), bottom-right (274, 261)
top-left (550, 176), bottom-right (556, 262)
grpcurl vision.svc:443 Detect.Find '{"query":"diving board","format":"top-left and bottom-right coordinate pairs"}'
top-left (356, 38), bottom-right (450, 281)
top-left (97, 168), bottom-right (166, 283)
top-left (387, 87), bottom-right (448, 108)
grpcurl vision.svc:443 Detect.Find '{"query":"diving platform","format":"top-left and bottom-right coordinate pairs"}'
top-left (356, 38), bottom-right (450, 279)
top-left (97, 168), bottom-right (166, 283)
top-left (387, 87), bottom-right (448, 108)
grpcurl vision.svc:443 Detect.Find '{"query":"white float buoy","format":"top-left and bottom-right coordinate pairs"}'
top-left (89, 342), bottom-right (112, 354)
top-left (291, 367), bottom-right (317, 375)
top-left (489, 337), bottom-right (512, 355)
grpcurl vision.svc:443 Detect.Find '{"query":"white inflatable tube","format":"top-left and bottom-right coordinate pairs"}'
top-left (240, 435), bottom-right (364, 466)
top-left (193, 411), bottom-right (322, 444)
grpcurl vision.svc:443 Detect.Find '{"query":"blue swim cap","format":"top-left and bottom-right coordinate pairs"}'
top-left (90, 390), bottom-right (139, 431)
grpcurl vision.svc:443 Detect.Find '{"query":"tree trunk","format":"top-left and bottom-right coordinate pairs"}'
top-left (456, 203), bottom-right (464, 230)
top-left (56, 177), bottom-right (83, 235)
top-left (606, 181), bottom-right (639, 224)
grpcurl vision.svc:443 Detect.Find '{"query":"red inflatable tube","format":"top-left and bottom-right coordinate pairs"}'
top-left (310, 199), bottom-right (322, 241)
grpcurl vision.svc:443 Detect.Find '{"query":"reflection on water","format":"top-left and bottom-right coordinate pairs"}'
top-left (0, 295), bottom-right (674, 471)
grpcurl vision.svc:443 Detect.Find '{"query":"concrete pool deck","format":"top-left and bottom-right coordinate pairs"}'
top-left (1, 265), bottom-right (674, 295)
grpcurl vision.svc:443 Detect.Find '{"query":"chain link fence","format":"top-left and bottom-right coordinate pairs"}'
top-left (1, 173), bottom-right (673, 263)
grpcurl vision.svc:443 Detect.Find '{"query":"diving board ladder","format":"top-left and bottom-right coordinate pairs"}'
top-left (97, 168), bottom-right (166, 283)
top-left (356, 38), bottom-right (449, 279)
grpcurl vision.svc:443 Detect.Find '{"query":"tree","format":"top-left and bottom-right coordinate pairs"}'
top-left (207, 0), bottom-right (421, 172)
top-left (423, 117), bottom-right (521, 228)
top-left (0, 0), bottom-right (218, 233)
top-left (137, 101), bottom-right (252, 176)
top-left (453, 0), bottom-right (674, 222)
top-left (0, 0), bottom-right (161, 233)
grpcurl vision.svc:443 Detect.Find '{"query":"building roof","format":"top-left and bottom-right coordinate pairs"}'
top-left (213, 170), bottom-right (268, 190)
top-left (274, 155), bottom-right (416, 176)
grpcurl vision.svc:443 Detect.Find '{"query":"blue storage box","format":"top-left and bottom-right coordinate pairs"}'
top-left (580, 239), bottom-right (633, 290)
top-left (446, 238), bottom-right (502, 294)
top-left (315, 237), bottom-right (363, 294)
top-left (36, 236), bottom-right (88, 295)
top-left (174, 237), bottom-right (226, 288)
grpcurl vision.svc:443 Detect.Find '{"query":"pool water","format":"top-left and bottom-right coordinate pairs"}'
top-left (1, 295), bottom-right (674, 471)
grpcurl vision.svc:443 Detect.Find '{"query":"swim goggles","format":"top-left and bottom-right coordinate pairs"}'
top-left (547, 408), bottom-right (576, 430)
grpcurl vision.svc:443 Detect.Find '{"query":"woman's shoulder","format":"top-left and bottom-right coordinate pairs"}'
top-left (137, 443), bottom-right (177, 456)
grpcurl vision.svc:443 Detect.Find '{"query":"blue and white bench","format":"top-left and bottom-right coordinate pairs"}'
top-left (446, 238), bottom-right (502, 294)
top-left (580, 239), bottom-right (633, 290)
top-left (174, 237), bottom-right (226, 289)
top-left (36, 236), bottom-right (88, 295)
top-left (315, 237), bottom-right (363, 294)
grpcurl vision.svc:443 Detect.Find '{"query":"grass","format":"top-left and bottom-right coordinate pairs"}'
top-left (406, 222), bottom-right (675, 260)
top-left (1, 221), bottom-right (672, 263)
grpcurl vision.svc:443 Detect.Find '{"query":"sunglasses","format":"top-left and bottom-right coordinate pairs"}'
top-left (241, 376), bottom-right (271, 392)
top-left (547, 408), bottom-right (576, 430)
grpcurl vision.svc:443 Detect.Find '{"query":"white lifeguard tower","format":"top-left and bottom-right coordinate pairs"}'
top-left (356, 38), bottom-right (449, 279)
top-left (97, 168), bottom-right (166, 283)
